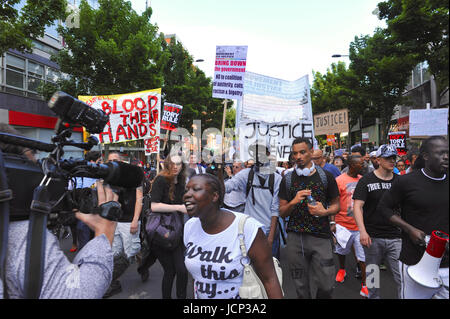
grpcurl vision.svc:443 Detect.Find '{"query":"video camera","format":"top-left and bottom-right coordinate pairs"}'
top-left (0, 91), bottom-right (144, 222)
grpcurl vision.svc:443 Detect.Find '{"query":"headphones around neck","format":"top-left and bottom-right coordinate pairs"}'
top-left (295, 163), bottom-right (315, 176)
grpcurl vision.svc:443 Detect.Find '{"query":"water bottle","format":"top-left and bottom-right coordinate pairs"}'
top-left (306, 195), bottom-right (317, 205)
top-left (306, 195), bottom-right (319, 218)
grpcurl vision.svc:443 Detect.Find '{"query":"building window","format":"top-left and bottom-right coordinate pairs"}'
top-left (2, 53), bottom-right (64, 99)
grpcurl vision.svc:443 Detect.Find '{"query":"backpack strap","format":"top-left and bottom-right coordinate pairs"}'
top-left (245, 168), bottom-right (254, 198)
top-left (315, 165), bottom-right (328, 191)
top-left (268, 173), bottom-right (275, 197)
top-left (284, 170), bottom-right (294, 202)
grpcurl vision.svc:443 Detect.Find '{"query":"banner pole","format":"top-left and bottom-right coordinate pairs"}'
top-left (221, 99), bottom-right (228, 159)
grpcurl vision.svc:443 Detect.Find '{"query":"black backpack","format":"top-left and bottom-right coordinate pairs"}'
top-left (245, 168), bottom-right (275, 205)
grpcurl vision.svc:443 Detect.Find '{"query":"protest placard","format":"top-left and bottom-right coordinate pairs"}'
top-left (237, 119), bottom-right (315, 161)
top-left (237, 72), bottom-right (313, 124)
top-left (144, 136), bottom-right (160, 155)
top-left (212, 45), bottom-right (248, 100)
top-left (161, 103), bottom-right (183, 131)
top-left (78, 89), bottom-right (161, 144)
top-left (409, 108), bottom-right (448, 137)
top-left (314, 109), bottom-right (349, 136)
top-left (388, 131), bottom-right (407, 156)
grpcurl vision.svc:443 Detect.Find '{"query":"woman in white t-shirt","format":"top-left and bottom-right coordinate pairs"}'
top-left (183, 173), bottom-right (283, 299)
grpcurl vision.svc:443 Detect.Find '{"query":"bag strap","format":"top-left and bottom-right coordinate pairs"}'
top-left (0, 151), bottom-right (12, 299)
top-left (24, 184), bottom-right (51, 299)
top-left (238, 215), bottom-right (250, 261)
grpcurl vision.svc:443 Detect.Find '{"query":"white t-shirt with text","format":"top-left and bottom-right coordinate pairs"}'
top-left (183, 211), bottom-right (263, 299)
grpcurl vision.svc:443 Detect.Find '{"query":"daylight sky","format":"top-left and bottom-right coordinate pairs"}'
top-left (130, 0), bottom-right (386, 83)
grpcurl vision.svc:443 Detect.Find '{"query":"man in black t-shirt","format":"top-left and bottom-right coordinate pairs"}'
top-left (279, 137), bottom-right (340, 299)
top-left (353, 144), bottom-right (401, 299)
top-left (378, 136), bottom-right (449, 299)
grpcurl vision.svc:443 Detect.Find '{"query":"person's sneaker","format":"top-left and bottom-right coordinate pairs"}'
top-left (335, 269), bottom-right (346, 283)
top-left (360, 284), bottom-right (369, 298)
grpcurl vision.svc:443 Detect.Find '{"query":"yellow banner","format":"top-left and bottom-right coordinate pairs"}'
top-left (78, 89), bottom-right (161, 144)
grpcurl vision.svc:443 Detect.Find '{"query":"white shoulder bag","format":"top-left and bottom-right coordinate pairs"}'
top-left (238, 215), bottom-right (284, 299)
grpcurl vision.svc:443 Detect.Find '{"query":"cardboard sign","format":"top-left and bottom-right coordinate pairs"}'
top-left (314, 109), bottom-right (349, 135)
top-left (161, 103), bottom-right (183, 131)
top-left (78, 89), bottom-right (161, 144)
top-left (388, 131), bottom-right (407, 156)
top-left (212, 45), bottom-right (248, 100)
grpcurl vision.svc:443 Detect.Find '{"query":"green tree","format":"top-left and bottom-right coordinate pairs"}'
top-left (349, 28), bottom-right (417, 143)
top-left (48, 0), bottom-right (169, 97)
top-left (160, 35), bottom-right (224, 131)
top-left (378, 0), bottom-right (449, 92)
top-left (0, 0), bottom-right (66, 55)
top-left (311, 61), bottom-right (366, 129)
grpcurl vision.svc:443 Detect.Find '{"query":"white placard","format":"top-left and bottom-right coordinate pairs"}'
top-left (237, 120), bottom-right (315, 162)
top-left (237, 72), bottom-right (313, 123)
top-left (409, 108), bottom-right (448, 137)
top-left (212, 45), bottom-right (248, 100)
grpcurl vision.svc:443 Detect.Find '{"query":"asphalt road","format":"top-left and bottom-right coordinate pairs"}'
top-left (61, 233), bottom-right (398, 299)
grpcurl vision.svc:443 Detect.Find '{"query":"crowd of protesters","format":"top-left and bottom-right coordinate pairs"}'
top-left (0, 121), bottom-right (447, 299)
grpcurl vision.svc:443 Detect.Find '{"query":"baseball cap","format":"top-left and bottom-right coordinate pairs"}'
top-left (376, 144), bottom-right (397, 158)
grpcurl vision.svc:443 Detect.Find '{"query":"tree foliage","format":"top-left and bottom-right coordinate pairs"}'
top-left (0, 0), bottom-right (67, 55)
top-left (311, 61), bottom-right (366, 128)
top-left (349, 28), bottom-right (417, 142)
top-left (51, 0), bottom-right (168, 96)
top-left (378, 0), bottom-right (449, 91)
top-left (160, 37), bottom-right (223, 130)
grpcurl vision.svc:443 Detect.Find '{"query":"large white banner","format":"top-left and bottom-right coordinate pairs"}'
top-left (235, 72), bottom-right (315, 161)
top-left (238, 119), bottom-right (315, 162)
top-left (79, 89), bottom-right (161, 144)
top-left (409, 108), bottom-right (448, 137)
top-left (212, 45), bottom-right (248, 100)
top-left (237, 72), bottom-right (313, 125)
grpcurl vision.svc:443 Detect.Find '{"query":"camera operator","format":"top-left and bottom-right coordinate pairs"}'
top-left (0, 123), bottom-right (118, 299)
top-left (68, 150), bottom-right (103, 251)
top-left (103, 151), bottom-right (143, 298)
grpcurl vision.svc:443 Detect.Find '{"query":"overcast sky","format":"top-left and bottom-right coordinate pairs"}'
top-left (130, 0), bottom-right (386, 83)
